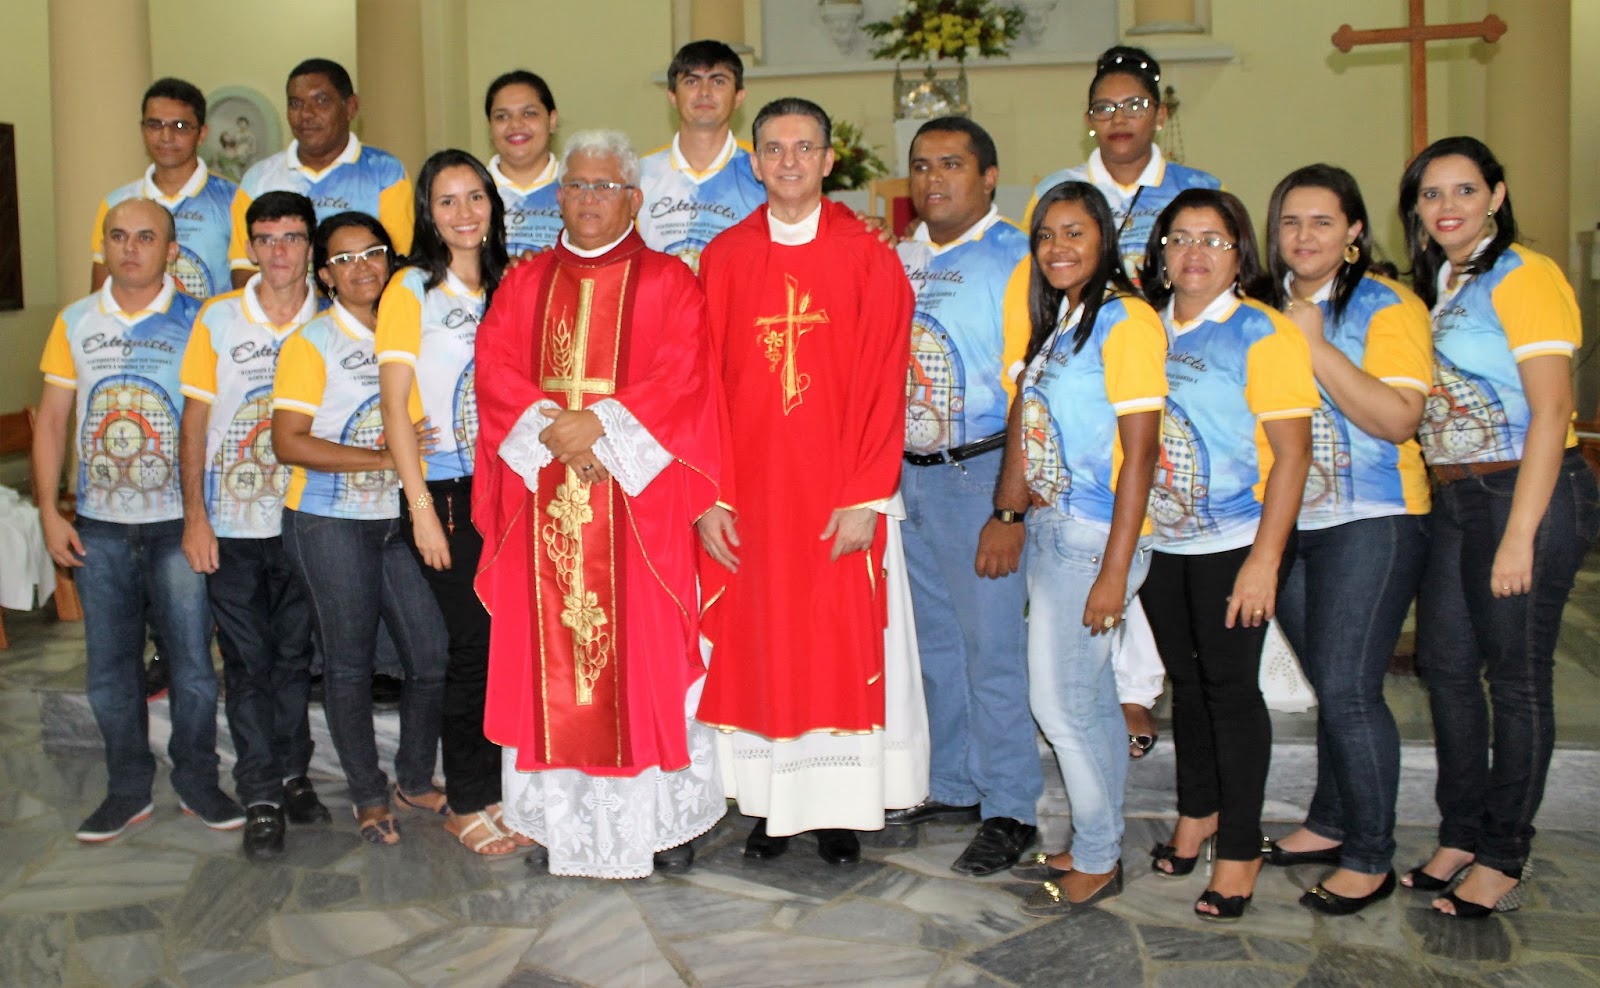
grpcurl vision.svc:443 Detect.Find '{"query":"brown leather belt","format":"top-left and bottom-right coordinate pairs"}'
top-left (1429, 460), bottom-right (1520, 484)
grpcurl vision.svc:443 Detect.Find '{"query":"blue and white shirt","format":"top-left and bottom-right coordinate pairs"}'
top-left (91, 160), bottom-right (237, 299)
top-left (490, 154), bottom-right (562, 256)
top-left (637, 132), bottom-right (767, 272)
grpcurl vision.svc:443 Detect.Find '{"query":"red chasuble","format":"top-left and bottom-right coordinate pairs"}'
top-left (474, 232), bottom-right (719, 775)
top-left (697, 199), bottom-right (914, 739)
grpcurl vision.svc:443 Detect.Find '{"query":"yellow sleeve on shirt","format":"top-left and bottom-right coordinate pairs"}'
top-left (179, 315), bottom-right (219, 403)
top-left (229, 186), bottom-right (256, 270)
top-left (999, 255), bottom-right (1033, 402)
top-left (378, 178), bottom-right (415, 257)
top-left (272, 332), bottom-right (326, 416)
top-left (1245, 309), bottom-right (1318, 421)
top-left (1101, 300), bottom-right (1168, 414)
top-left (1362, 278), bottom-right (1433, 394)
top-left (1493, 247), bottom-right (1582, 362)
top-left (89, 198), bottom-right (111, 264)
top-left (374, 272), bottom-right (426, 424)
top-left (39, 314), bottom-right (76, 388)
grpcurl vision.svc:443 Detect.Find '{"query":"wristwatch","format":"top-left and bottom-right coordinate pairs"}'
top-left (991, 508), bottom-right (1026, 524)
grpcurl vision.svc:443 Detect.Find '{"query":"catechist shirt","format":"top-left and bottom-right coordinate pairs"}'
top-left (91, 159), bottom-right (238, 299)
top-left (636, 132), bottom-right (767, 273)
top-left (489, 154), bottom-right (563, 256)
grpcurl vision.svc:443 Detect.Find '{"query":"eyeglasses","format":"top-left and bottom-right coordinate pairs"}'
top-left (1086, 96), bottom-right (1154, 121)
top-left (141, 117), bottom-right (199, 134)
top-left (1161, 233), bottom-right (1235, 252)
top-left (558, 180), bottom-right (634, 199)
top-left (756, 141), bottom-right (827, 160)
top-left (250, 232), bottom-right (309, 251)
top-left (325, 244), bottom-right (389, 267)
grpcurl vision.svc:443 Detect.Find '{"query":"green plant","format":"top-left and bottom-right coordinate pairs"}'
top-left (823, 120), bottom-right (890, 192)
top-left (863, 0), bottom-right (1024, 63)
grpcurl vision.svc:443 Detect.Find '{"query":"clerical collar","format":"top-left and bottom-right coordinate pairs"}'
top-left (1087, 145), bottom-right (1167, 198)
top-left (912, 205), bottom-right (1001, 254)
top-left (670, 131), bottom-right (738, 182)
top-left (488, 153), bottom-right (557, 194)
top-left (1162, 289), bottom-right (1239, 336)
top-left (767, 203), bottom-right (822, 246)
top-left (561, 228), bottom-right (630, 257)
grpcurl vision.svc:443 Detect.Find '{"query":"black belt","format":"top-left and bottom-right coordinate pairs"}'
top-left (904, 433), bottom-right (1005, 466)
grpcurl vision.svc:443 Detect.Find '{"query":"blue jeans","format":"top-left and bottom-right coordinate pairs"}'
top-left (76, 517), bottom-right (219, 803)
top-left (1277, 514), bottom-right (1427, 875)
top-left (1025, 509), bottom-right (1151, 872)
top-left (281, 509), bottom-right (448, 810)
top-left (901, 448), bottom-right (1041, 823)
top-left (1416, 450), bottom-right (1599, 875)
top-left (209, 536), bottom-right (315, 808)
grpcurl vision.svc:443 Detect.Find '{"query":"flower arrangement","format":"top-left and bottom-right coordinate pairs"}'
top-left (863, 0), bottom-right (1025, 63)
top-left (822, 120), bottom-right (890, 193)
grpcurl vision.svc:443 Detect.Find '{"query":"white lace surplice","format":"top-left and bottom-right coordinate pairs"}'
top-left (714, 498), bottom-right (931, 837)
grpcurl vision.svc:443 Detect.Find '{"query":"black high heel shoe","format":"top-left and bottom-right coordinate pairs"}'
top-left (1435, 863), bottom-right (1532, 919)
top-left (1401, 860), bottom-right (1472, 892)
top-left (1150, 835), bottom-right (1215, 878)
top-left (1195, 888), bottom-right (1251, 922)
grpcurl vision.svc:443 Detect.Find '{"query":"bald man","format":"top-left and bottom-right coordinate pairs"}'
top-left (35, 199), bottom-right (244, 843)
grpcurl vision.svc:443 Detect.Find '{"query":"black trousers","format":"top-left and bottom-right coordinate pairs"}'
top-left (404, 475), bottom-right (501, 814)
top-left (1139, 533), bottom-right (1296, 861)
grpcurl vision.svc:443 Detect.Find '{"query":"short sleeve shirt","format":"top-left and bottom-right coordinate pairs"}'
top-left (179, 276), bottom-right (321, 537)
top-left (489, 154), bottom-right (563, 256)
top-left (271, 303), bottom-right (398, 519)
top-left (637, 133), bottom-right (767, 273)
top-left (91, 160), bottom-right (238, 299)
top-left (39, 276), bottom-right (201, 524)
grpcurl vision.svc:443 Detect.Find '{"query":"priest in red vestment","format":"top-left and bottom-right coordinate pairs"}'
top-left (697, 98), bottom-right (923, 865)
top-left (473, 130), bottom-right (723, 878)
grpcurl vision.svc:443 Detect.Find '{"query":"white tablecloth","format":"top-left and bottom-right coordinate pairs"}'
top-left (0, 487), bottom-right (56, 610)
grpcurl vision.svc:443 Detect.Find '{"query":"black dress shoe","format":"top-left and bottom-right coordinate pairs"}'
top-left (283, 777), bottom-right (332, 825)
top-left (884, 799), bottom-right (981, 827)
top-left (815, 829), bottom-right (861, 865)
top-left (653, 842), bottom-right (695, 874)
top-left (1300, 869), bottom-right (1397, 916)
top-left (242, 804), bottom-right (286, 859)
top-left (743, 819), bottom-right (790, 860)
top-left (951, 817), bottom-right (1037, 876)
top-left (1263, 837), bottom-right (1343, 867)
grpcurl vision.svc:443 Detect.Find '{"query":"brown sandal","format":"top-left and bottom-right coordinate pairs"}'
top-left (354, 806), bottom-right (399, 845)
top-left (394, 786), bottom-right (449, 815)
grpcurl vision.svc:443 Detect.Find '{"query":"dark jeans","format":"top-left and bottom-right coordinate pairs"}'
top-left (209, 536), bottom-right (316, 808)
top-left (1140, 533), bottom-right (1297, 861)
top-left (1416, 450), bottom-right (1599, 875)
top-left (403, 476), bottom-right (500, 814)
top-left (76, 517), bottom-right (219, 803)
top-left (281, 508), bottom-right (448, 810)
top-left (1277, 514), bottom-right (1428, 875)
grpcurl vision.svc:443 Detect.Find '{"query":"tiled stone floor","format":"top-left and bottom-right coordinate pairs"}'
top-left (1, 554), bottom-right (1597, 987)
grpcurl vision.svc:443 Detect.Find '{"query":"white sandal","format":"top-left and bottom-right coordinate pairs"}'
top-left (452, 810), bottom-right (517, 856)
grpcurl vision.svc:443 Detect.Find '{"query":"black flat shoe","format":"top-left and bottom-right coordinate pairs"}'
top-left (1195, 888), bottom-right (1252, 923)
top-left (1263, 838), bottom-right (1343, 867)
top-left (884, 799), bottom-right (981, 827)
top-left (743, 819), bottom-right (790, 860)
top-left (1151, 836), bottom-right (1214, 878)
top-left (1402, 861), bottom-right (1471, 892)
top-left (951, 817), bottom-right (1037, 876)
top-left (241, 804), bottom-right (285, 859)
top-left (284, 777), bottom-right (331, 825)
top-left (815, 829), bottom-right (860, 866)
top-left (653, 842), bottom-right (695, 874)
top-left (1301, 870), bottom-right (1396, 915)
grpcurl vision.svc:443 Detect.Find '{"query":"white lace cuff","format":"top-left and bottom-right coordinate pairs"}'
top-left (590, 399), bottom-right (674, 497)
top-left (499, 400), bottom-right (562, 491)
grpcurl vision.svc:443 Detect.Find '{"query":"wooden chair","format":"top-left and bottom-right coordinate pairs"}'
top-left (867, 176), bottom-right (914, 238)
top-left (0, 407), bottom-right (84, 649)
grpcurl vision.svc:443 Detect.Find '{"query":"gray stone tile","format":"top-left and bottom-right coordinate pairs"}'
top-left (797, 897), bottom-right (957, 950)
top-left (276, 827), bottom-right (364, 871)
top-left (1482, 961), bottom-right (1600, 988)
top-left (1299, 944), bottom-right (1480, 988)
top-left (1506, 911), bottom-right (1600, 957)
top-left (0, 843), bottom-right (195, 912)
top-left (73, 903), bottom-right (164, 939)
top-left (674, 930), bottom-right (942, 987)
top-left (169, 857), bottom-right (296, 949)
top-left (1538, 881), bottom-right (1600, 914)
top-left (387, 926), bottom-right (540, 988)
top-left (925, 963), bottom-right (1011, 988)
top-left (859, 873), bottom-right (1029, 947)
top-left (0, 913), bottom-right (66, 987)
top-left (362, 824), bottom-right (504, 905)
top-left (629, 881), bottom-right (774, 939)
top-left (258, 958), bottom-right (410, 987)
top-left (0, 789), bottom-right (52, 826)
top-left (74, 931), bottom-right (165, 988)
top-left (1405, 905), bottom-right (1515, 963)
top-left (524, 888), bottom-right (682, 986)
top-left (267, 907), bottom-right (448, 966)
top-left (967, 909), bottom-right (1143, 988)
top-left (1137, 922), bottom-right (1250, 962)
top-left (179, 949), bottom-right (282, 988)
top-left (498, 968), bottom-right (589, 988)
top-left (1155, 967), bottom-right (1297, 988)
top-left (1246, 937), bottom-right (1313, 965)
top-left (447, 876), bottom-right (594, 926)
top-left (691, 836), bottom-right (887, 901)
top-left (0, 828), bottom-right (58, 890)
top-left (291, 871), bottom-right (361, 911)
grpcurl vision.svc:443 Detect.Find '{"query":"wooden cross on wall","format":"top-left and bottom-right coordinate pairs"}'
top-left (1332, 0), bottom-right (1507, 157)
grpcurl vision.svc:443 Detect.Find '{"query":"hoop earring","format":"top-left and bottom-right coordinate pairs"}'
top-left (1343, 242), bottom-right (1360, 264)
top-left (326, 284), bottom-right (337, 298)
top-left (1483, 214), bottom-right (1498, 241)
top-left (1161, 275), bottom-right (1171, 291)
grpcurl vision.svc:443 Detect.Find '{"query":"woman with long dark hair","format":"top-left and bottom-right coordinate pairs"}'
top-left (376, 149), bottom-right (514, 854)
top-left (1137, 189), bottom-right (1316, 921)
top-left (1399, 136), bottom-right (1597, 917)
top-left (1004, 181), bottom-right (1166, 916)
top-left (274, 212), bottom-right (447, 845)
top-left (1258, 164), bottom-right (1433, 914)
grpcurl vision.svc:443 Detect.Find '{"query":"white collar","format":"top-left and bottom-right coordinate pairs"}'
top-left (488, 152), bottom-right (557, 194)
top-left (1055, 295), bottom-right (1088, 330)
top-left (767, 203), bottom-right (822, 246)
top-left (328, 299), bottom-right (374, 341)
top-left (560, 228), bottom-right (631, 258)
top-left (1087, 144), bottom-right (1167, 196)
top-left (910, 205), bottom-right (1002, 255)
top-left (670, 131), bottom-right (738, 179)
top-left (1437, 235), bottom-right (1494, 302)
top-left (1163, 289), bottom-right (1239, 335)
top-left (140, 159), bottom-right (208, 205)
top-left (242, 273), bottom-right (317, 331)
top-left (441, 268), bottom-right (482, 298)
top-left (286, 134), bottom-right (361, 180)
top-left (1283, 272), bottom-right (1333, 304)
top-left (99, 274), bottom-right (176, 326)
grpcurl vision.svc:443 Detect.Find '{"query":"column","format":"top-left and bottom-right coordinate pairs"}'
top-left (1484, 0), bottom-right (1569, 274)
top-left (690, 0), bottom-right (749, 51)
top-left (1128, 0), bottom-right (1207, 35)
top-left (355, 0), bottom-right (428, 175)
top-left (49, 0), bottom-right (151, 304)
